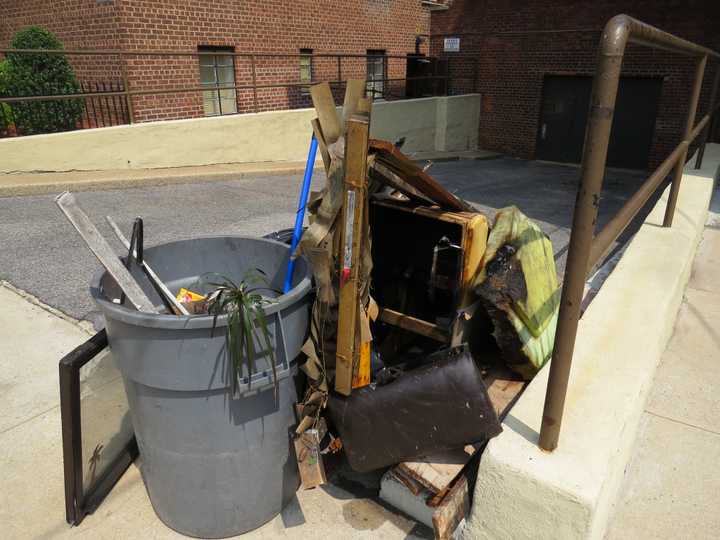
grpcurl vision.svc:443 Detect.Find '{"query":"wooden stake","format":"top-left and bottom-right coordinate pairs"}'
top-left (293, 429), bottom-right (327, 489)
top-left (310, 82), bottom-right (341, 145)
top-left (311, 118), bottom-right (331, 174)
top-left (55, 192), bottom-right (157, 313)
top-left (341, 79), bottom-right (366, 127)
top-left (335, 105), bottom-right (370, 396)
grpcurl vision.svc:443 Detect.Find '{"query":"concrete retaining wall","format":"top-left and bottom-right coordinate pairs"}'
top-left (0, 94), bottom-right (480, 174)
top-left (464, 145), bottom-right (719, 540)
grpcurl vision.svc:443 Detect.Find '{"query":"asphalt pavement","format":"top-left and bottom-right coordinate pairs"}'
top-left (0, 174), bottom-right (299, 324)
top-left (0, 157), bottom-right (648, 325)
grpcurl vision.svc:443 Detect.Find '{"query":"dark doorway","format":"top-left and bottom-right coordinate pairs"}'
top-left (536, 76), bottom-right (662, 169)
top-left (406, 53), bottom-right (433, 98)
top-left (406, 54), bottom-right (448, 98)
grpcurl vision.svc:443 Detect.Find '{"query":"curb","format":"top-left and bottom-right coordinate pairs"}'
top-left (0, 162), bottom-right (314, 197)
top-left (0, 280), bottom-right (94, 335)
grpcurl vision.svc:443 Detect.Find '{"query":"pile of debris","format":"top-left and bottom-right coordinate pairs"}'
top-left (293, 81), bottom-right (560, 539)
top-left (54, 79), bottom-right (560, 540)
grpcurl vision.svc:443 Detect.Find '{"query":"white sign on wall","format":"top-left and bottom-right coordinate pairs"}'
top-left (444, 37), bottom-right (460, 53)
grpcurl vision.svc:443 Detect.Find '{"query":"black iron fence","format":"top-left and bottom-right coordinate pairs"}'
top-left (0, 48), bottom-right (479, 138)
top-left (78, 81), bottom-right (131, 130)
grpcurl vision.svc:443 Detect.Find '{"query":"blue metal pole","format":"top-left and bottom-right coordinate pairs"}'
top-left (283, 134), bottom-right (318, 293)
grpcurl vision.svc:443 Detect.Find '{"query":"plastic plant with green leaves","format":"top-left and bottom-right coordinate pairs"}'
top-left (204, 270), bottom-right (279, 397)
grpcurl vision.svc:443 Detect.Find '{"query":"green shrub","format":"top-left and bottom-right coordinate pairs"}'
top-left (0, 60), bottom-right (14, 132)
top-left (0, 60), bottom-right (14, 131)
top-left (3, 27), bottom-right (83, 135)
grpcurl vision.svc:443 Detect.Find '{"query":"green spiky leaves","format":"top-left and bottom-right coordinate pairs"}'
top-left (202, 271), bottom-right (279, 398)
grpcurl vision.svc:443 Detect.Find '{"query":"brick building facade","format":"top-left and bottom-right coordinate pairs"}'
top-left (430, 0), bottom-right (720, 169)
top-left (1, 1), bottom-right (436, 122)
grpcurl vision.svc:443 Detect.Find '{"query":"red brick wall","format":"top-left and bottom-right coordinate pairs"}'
top-left (430, 0), bottom-right (720, 169)
top-left (2, 1), bottom-right (432, 122)
top-left (0, 0), bottom-right (123, 81)
top-left (117, 0), bottom-right (432, 121)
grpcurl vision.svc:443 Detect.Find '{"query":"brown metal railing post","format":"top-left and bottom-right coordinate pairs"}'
top-left (663, 54), bottom-right (707, 226)
top-left (250, 55), bottom-right (259, 113)
top-left (695, 65), bottom-right (720, 169)
top-left (538, 16), bottom-right (629, 452)
top-left (337, 55), bottom-right (342, 86)
top-left (119, 53), bottom-right (134, 124)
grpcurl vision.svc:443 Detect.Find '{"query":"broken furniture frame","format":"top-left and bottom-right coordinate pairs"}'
top-left (60, 330), bottom-right (138, 526)
top-left (540, 14), bottom-right (720, 451)
top-left (307, 81), bottom-right (525, 539)
top-left (369, 199), bottom-right (489, 349)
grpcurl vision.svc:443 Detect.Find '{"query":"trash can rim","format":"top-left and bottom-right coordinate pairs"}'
top-left (90, 235), bottom-right (312, 330)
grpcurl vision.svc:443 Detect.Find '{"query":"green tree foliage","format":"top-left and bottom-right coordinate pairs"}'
top-left (0, 60), bottom-right (14, 131)
top-left (3, 27), bottom-right (83, 135)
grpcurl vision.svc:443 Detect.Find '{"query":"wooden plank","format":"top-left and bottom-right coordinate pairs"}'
top-left (105, 216), bottom-right (189, 316)
top-left (342, 79), bottom-right (366, 127)
top-left (371, 198), bottom-right (472, 224)
top-left (392, 371), bottom-right (524, 505)
top-left (388, 468), bottom-right (425, 497)
top-left (310, 82), bottom-right (341, 145)
top-left (311, 117), bottom-right (331, 174)
top-left (55, 192), bottom-right (157, 313)
top-left (431, 474), bottom-right (471, 540)
top-left (379, 308), bottom-right (449, 343)
top-left (356, 96), bottom-right (372, 115)
top-left (369, 161), bottom-right (436, 206)
top-left (396, 444), bottom-right (476, 494)
top-left (483, 367), bottom-right (526, 418)
top-left (369, 139), bottom-right (474, 212)
top-left (335, 108), bottom-right (371, 396)
top-left (293, 429), bottom-right (327, 489)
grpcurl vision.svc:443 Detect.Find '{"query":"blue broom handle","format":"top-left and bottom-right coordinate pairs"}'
top-left (283, 134), bottom-right (318, 293)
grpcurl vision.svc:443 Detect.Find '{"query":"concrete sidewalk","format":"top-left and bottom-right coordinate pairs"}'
top-left (606, 186), bottom-right (720, 539)
top-left (0, 284), bottom-right (427, 539)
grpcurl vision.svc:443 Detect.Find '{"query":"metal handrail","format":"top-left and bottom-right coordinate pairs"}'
top-left (0, 76), bottom-right (453, 104)
top-left (539, 14), bottom-right (720, 451)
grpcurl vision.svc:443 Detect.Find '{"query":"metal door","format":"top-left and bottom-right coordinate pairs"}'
top-left (536, 76), bottom-right (592, 164)
top-left (607, 77), bottom-right (663, 169)
top-left (537, 76), bottom-right (662, 169)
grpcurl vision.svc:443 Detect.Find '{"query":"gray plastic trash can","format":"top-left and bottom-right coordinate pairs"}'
top-left (90, 236), bottom-right (312, 538)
